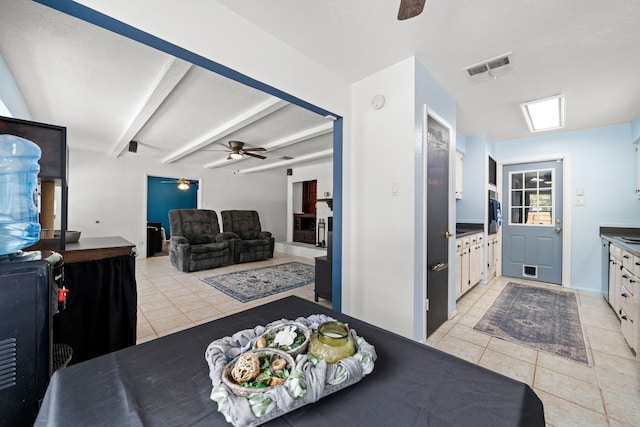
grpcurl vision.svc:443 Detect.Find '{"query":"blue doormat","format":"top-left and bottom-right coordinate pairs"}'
top-left (201, 262), bottom-right (315, 303)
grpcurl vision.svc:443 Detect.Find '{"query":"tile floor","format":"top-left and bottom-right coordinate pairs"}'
top-left (135, 253), bottom-right (639, 427)
top-left (135, 252), bottom-right (330, 344)
top-left (427, 276), bottom-right (640, 427)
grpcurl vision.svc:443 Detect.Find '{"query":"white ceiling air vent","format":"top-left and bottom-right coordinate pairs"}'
top-left (464, 53), bottom-right (515, 84)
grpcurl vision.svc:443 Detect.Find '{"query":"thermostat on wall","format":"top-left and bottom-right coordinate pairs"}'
top-left (371, 95), bottom-right (385, 110)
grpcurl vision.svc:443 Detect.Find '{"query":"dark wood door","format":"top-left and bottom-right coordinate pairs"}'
top-left (426, 113), bottom-right (451, 336)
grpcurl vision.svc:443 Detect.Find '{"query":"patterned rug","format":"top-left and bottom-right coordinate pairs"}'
top-left (201, 262), bottom-right (315, 303)
top-left (473, 282), bottom-right (589, 365)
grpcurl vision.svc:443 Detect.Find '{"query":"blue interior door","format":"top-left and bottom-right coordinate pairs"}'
top-left (502, 160), bottom-right (563, 284)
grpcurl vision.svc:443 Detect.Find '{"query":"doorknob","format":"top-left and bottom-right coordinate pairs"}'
top-left (555, 227), bottom-right (562, 233)
top-left (444, 231), bottom-right (453, 238)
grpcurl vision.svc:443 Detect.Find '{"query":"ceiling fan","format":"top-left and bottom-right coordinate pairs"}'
top-left (397, 0), bottom-right (426, 20)
top-left (215, 140), bottom-right (267, 160)
top-left (161, 178), bottom-right (197, 190)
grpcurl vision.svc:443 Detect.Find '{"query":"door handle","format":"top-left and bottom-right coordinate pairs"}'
top-left (444, 231), bottom-right (453, 238)
top-left (431, 263), bottom-right (448, 271)
top-left (555, 227), bottom-right (562, 233)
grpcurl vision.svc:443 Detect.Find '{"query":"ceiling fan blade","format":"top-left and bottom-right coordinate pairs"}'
top-left (397, 0), bottom-right (426, 20)
top-left (215, 141), bottom-right (232, 150)
top-left (243, 147), bottom-right (267, 152)
top-left (244, 152), bottom-right (267, 160)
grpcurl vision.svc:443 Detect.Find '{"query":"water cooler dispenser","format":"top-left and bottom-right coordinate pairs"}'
top-left (0, 250), bottom-right (67, 426)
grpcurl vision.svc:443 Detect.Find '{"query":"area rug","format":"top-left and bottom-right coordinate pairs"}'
top-left (473, 282), bottom-right (589, 365)
top-left (201, 262), bottom-right (314, 303)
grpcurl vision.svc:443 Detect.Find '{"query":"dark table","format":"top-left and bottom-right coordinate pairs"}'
top-left (35, 296), bottom-right (544, 426)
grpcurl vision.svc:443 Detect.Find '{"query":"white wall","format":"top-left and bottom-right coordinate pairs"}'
top-left (69, 148), bottom-right (287, 256)
top-left (0, 53), bottom-right (31, 119)
top-left (348, 58), bottom-right (417, 337)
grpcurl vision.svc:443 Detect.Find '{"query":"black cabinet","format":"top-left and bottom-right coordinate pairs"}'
top-left (147, 223), bottom-right (163, 257)
top-left (293, 213), bottom-right (316, 244)
top-left (314, 255), bottom-right (332, 302)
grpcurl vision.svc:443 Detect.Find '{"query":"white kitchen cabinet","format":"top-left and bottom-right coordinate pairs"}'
top-left (487, 234), bottom-right (498, 279)
top-left (620, 267), bottom-right (638, 352)
top-left (456, 237), bottom-right (470, 299)
top-left (469, 234), bottom-right (483, 287)
top-left (609, 254), bottom-right (622, 320)
top-left (455, 151), bottom-right (463, 199)
top-left (608, 242), bottom-right (639, 352)
top-left (456, 232), bottom-right (483, 299)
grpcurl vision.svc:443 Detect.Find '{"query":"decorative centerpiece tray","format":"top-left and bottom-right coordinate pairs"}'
top-left (205, 314), bottom-right (377, 427)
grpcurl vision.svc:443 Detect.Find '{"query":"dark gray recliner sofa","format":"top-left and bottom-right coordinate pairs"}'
top-left (220, 210), bottom-right (275, 263)
top-left (168, 209), bottom-right (237, 272)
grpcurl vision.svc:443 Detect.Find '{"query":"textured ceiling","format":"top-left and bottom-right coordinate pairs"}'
top-left (0, 0), bottom-right (333, 174)
top-left (216, 0), bottom-right (640, 141)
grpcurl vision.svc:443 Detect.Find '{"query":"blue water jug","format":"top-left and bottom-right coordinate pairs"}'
top-left (0, 134), bottom-right (41, 255)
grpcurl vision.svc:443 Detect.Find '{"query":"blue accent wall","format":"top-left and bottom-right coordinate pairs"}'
top-left (495, 124), bottom-right (640, 293)
top-left (632, 114), bottom-right (640, 143)
top-left (457, 134), bottom-right (491, 222)
top-left (147, 176), bottom-right (197, 237)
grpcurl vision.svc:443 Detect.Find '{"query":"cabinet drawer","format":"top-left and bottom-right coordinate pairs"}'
top-left (622, 250), bottom-right (634, 271)
top-left (620, 284), bottom-right (636, 321)
top-left (620, 308), bottom-right (637, 352)
top-left (610, 244), bottom-right (622, 260)
top-left (634, 255), bottom-right (640, 278)
top-left (621, 269), bottom-right (638, 297)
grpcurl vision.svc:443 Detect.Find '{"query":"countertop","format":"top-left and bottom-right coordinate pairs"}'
top-left (456, 222), bottom-right (484, 238)
top-left (61, 236), bottom-right (136, 263)
top-left (600, 227), bottom-right (640, 256)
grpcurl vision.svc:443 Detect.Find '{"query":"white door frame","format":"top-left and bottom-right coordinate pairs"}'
top-left (498, 153), bottom-right (572, 288)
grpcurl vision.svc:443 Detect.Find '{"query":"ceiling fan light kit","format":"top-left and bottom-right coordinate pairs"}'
top-left (397, 0), bottom-right (426, 20)
top-left (217, 140), bottom-right (268, 160)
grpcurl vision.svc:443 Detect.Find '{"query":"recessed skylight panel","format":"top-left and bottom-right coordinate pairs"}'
top-left (520, 95), bottom-right (565, 133)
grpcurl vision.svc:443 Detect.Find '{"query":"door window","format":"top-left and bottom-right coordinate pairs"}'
top-left (509, 169), bottom-right (553, 225)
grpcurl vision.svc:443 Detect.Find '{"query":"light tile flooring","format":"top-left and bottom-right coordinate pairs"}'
top-left (135, 252), bottom-right (330, 344)
top-left (427, 276), bottom-right (640, 427)
top-left (135, 253), bottom-right (639, 427)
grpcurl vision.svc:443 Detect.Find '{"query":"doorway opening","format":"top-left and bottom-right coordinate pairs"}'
top-left (146, 175), bottom-right (198, 257)
top-left (502, 160), bottom-right (564, 284)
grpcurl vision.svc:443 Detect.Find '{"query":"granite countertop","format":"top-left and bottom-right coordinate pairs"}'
top-left (456, 223), bottom-right (484, 238)
top-left (600, 227), bottom-right (640, 256)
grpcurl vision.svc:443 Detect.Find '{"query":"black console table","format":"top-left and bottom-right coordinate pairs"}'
top-left (314, 255), bottom-right (332, 302)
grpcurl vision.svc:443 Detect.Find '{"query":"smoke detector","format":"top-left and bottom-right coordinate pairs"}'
top-left (463, 53), bottom-right (515, 84)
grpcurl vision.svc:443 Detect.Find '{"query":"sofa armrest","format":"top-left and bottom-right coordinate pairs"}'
top-left (171, 236), bottom-right (190, 245)
top-left (216, 232), bottom-right (239, 242)
top-left (258, 231), bottom-right (272, 239)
